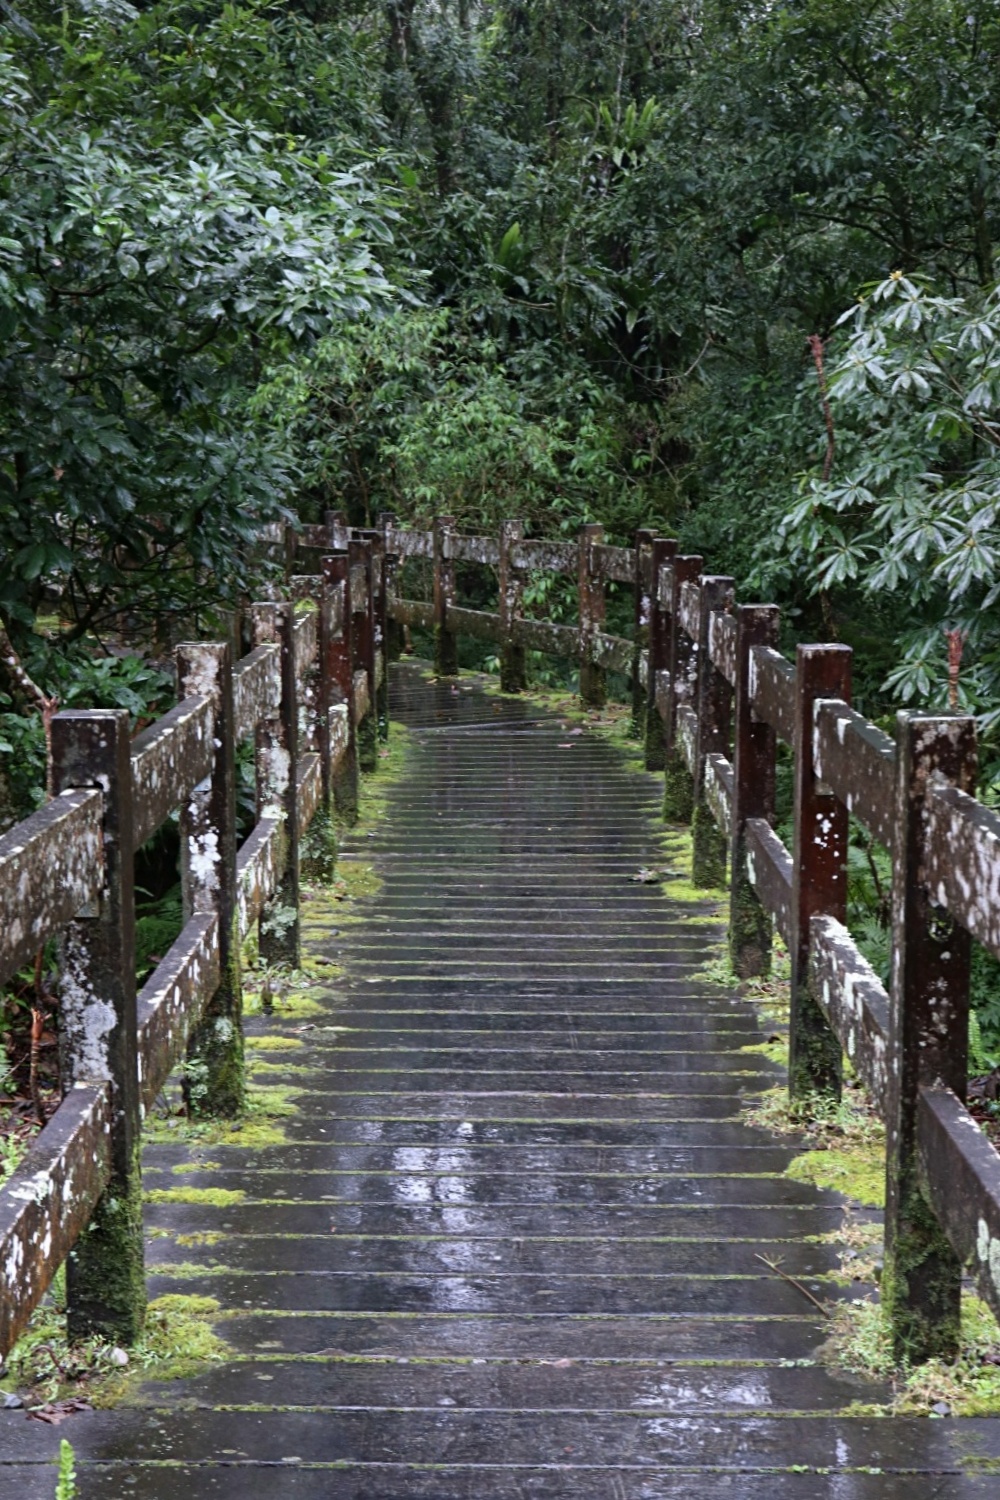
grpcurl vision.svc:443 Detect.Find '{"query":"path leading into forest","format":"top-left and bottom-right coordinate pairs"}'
top-left (4, 664), bottom-right (1000, 1496)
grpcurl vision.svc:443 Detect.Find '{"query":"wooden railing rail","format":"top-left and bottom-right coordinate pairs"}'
top-left (0, 548), bottom-right (385, 1355)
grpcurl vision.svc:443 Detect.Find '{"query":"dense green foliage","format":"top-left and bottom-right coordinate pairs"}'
top-left (3, 0), bottom-right (1000, 706)
top-left (3, 1), bottom-right (1000, 1050)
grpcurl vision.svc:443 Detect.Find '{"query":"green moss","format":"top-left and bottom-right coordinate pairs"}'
top-left (170, 1159), bottom-right (221, 1174)
top-left (247, 1057), bottom-right (316, 1077)
top-left (144, 1074), bottom-right (299, 1150)
top-left (1, 1290), bottom-right (229, 1409)
top-left (145, 1186), bottom-right (246, 1206)
top-left (300, 804), bottom-right (338, 884)
top-left (184, 944), bottom-right (245, 1119)
top-left (329, 859), bottom-right (382, 901)
top-left (824, 1293), bottom-right (1000, 1416)
top-left (352, 720), bottom-right (411, 827)
top-left (740, 1038), bottom-right (790, 1067)
top-left (244, 1034), bottom-right (305, 1052)
top-left (175, 1231), bottom-right (226, 1248)
top-left (692, 955), bottom-right (741, 988)
top-left (786, 1144), bottom-right (885, 1208)
top-left (241, 963), bottom-right (333, 1020)
top-left (66, 1146), bottom-right (147, 1345)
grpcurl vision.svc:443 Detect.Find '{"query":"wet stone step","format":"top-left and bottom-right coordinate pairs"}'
top-left (218, 1309), bottom-right (842, 1362)
top-left (120, 1354), bottom-right (879, 1415)
top-left (144, 1168), bottom-right (829, 1207)
top-left (144, 1269), bottom-right (856, 1317)
top-left (142, 1117), bottom-right (798, 1153)
top-left (2, 1407), bottom-right (996, 1470)
top-left (145, 1142), bottom-right (801, 1174)
top-left (8, 1465), bottom-right (995, 1500)
top-left (143, 1231), bottom-right (846, 1279)
top-left (283, 1012), bottom-right (764, 1035)
top-left (257, 1049), bottom-right (780, 1074)
top-left (280, 1093), bottom-right (760, 1121)
top-left (275, 1071), bottom-right (779, 1097)
top-left (266, 1023), bottom-right (768, 1048)
top-left (141, 1201), bottom-right (860, 1240)
top-left (323, 982), bottom-right (737, 1003)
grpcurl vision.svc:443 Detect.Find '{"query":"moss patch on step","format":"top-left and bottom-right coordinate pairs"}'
top-left (145, 1186), bottom-right (246, 1207)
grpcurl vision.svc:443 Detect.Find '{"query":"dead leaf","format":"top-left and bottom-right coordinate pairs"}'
top-left (29, 1399), bottom-right (92, 1425)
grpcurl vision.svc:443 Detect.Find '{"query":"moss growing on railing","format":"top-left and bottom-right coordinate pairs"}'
top-left (65, 1147), bottom-right (146, 1348)
top-left (691, 800), bottom-right (726, 887)
top-left (662, 752), bottom-right (693, 823)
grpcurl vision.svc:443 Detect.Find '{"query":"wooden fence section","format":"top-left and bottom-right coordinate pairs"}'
top-left (5, 506), bottom-right (1000, 1371)
top-left (0, 541), bottom-right (387, 1355)
top-left (307, 508), bottom-right (1000, 1368)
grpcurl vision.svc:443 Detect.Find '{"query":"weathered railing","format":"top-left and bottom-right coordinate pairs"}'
top-left (299, 509), bottom-right (1000, 1365)
top-left (7, 507), bottom-right (1000, 1371)
top-left (0, 541), bottom-right (387, 1354)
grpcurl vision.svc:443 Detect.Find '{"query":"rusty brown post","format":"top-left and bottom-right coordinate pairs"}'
top-left (433, 515), bottom-right (458, 677)
top-left (729, 605), bottom-right (779, 977)
top-left (51, 709), bottom-right (146, 1344)
top-left (380, 512), bottom-right (404, 664)
top-left (645, 537), bottom-right (677, 771)
top-left (578, 522), bottom-right (606, 708)
top-left (252, 602), bottom-right (300, 969)
top-left (631, 528), bottom-right (654, 737)
top-left (788, 644), bottom-right (852, 1101)
top-left (662, 555), bottom-right (702, 822)
top-left (323, 553), bottom-right (359, 823)
top-left (499, 518), bottom-right (526, 693)
top-left (691, 576), bottom-right (735, 888)
top-left (884, 712), bottom-right (976, 1363)
top-left (350, 536), bottom-right (378, 772)
top-left (175, 642), bottom-right (244, 1117)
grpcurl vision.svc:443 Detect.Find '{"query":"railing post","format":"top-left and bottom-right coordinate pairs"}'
top-left (251, 601), bottom-right (300, 969)
top-left (433, 515), bottom-right (458, 677)
top-left (380, 512), bottom-right (405, 664)
top-left (51, 709), bottom-right (146, 1344)
top-left (175, 642), bottom-right (244, 1116)
top-left (645, 537), bottom-right (677, 771)
top-left (283, 523), bottom-right (297, 583)
top-left (692, 576), bottom-right (734, 887)
top-left (323, 553), bottom-right (360, 823)
top-left (350, 536), bottom-right (379, 772)
top-left (884, 712), bottom-right (976, 1363)
top-left (662, 555), bottom-right (702, 822)
top-left (359, 528), bottom-right (389, 738)
top-left (325, 509), bottom-right (350, 550)
top-left (729, 605), bottom-right (779, 977)
top-left (788, 644), bottom-right (852, 1101)
top-left (578, 522), bottom-right (606, 708)
top-left (499, 518), bottom-right (526, 693)
top-left (631, 528), bottom-right (654, 737)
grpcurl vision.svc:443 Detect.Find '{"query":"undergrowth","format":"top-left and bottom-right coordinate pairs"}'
top-left (0, 1270), bottom-right (228, 1409)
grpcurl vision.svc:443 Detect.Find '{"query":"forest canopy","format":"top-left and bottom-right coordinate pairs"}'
top-left (2, 0), bottom-right (1000, 802)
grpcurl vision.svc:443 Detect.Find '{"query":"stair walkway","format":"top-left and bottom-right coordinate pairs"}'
top-left (4, 664), bottom-right (1000, 1496)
